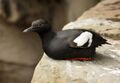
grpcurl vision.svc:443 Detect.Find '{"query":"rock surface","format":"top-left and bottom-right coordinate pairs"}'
top-left (79, 0), bottom-right (120, 20)
top-left (31, 39), bottom-right (120, 83)
top-left (63, 18), bottom-right (120, 40)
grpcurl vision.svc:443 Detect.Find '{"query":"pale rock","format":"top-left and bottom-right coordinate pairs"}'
top-left (63, 18), bottom-right (120, 40)
top-left (31, 34), bottom-right (120, 83)
top-left (78, 0), bottom-right (120, 20)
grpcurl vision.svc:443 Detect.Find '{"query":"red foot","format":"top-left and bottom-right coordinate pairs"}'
top-left (65, 58), bottom-right (94, 61)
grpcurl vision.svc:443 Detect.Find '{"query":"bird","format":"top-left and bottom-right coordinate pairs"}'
top-left (23, 19), bottom-right (109, 61)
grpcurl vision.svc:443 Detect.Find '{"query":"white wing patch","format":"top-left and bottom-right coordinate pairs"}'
top-left (73, 31), bottom-right (93, 47)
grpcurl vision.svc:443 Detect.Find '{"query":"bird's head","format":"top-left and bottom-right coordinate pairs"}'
top-left (23, 19), bottom-right (51, 34)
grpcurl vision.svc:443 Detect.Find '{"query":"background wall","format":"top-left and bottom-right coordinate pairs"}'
top-left (66, 0), bottom-right (99, 21)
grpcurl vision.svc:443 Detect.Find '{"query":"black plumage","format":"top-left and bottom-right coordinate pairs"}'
top-left (23, 19), bottom-right (109, 61)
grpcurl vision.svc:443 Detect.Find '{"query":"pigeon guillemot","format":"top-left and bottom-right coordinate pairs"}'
top-left (23, 19), bottom-right (109, 61)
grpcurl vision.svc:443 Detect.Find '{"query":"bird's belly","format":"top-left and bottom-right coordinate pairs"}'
top-left (43, 39), bottom-right (95, 60)
top-left (47, 43), bottom-right (69, 55)
top-left (43, 39), bottom-right (70, 59)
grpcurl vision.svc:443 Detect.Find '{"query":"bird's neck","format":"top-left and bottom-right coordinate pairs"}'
top-left (38, 30), bottom-right (56, 42)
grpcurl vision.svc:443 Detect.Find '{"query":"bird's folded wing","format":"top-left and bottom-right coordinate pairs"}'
top-left (69, 31), bottom-right (93, 48)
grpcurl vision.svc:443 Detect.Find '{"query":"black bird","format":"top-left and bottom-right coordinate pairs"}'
top-left (23, 19), bottom-right (109, 61)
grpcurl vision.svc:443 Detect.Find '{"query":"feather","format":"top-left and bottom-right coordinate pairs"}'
top-left (73, 31), bottom-right (93, 47)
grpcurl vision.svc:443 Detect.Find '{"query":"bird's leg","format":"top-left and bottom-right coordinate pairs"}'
top-left (65, 58), bottom-right (94, 61)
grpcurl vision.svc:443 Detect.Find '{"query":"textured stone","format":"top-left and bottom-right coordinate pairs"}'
top-left (78, 0), bottom-right (120, 20)
top-left (63, 0), bottom-right (120, 40)
top-left (31, 39), bottom-right (120, 83)
top-left (63, 18), bottom-right (120, 40)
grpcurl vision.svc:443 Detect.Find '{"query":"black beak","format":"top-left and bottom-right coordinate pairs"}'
top-left (23, 27), bottom-right (33, 32)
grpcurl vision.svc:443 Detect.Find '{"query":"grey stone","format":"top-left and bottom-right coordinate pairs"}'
top-left (31, 39), bottom-right (120, 83)
top-left (63, 18), bottom-right (120, 40)
top-left (78, 0), bottom-right (120, 20)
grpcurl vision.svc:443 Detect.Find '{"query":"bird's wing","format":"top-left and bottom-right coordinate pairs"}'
top-left (68, 31), bottom-right (93, 48)
top-left (90, 31), bottom-right (109, 47)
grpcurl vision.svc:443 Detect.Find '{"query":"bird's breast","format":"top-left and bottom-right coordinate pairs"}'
top-left (43, 38), bottom-right (69, 55)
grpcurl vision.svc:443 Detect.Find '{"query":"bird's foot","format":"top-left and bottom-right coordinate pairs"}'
top-left (65, 58), bottom-right (94, 61)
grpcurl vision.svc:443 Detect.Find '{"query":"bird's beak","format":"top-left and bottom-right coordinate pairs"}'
top-left (23, 27), bottom-right (33, 32)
